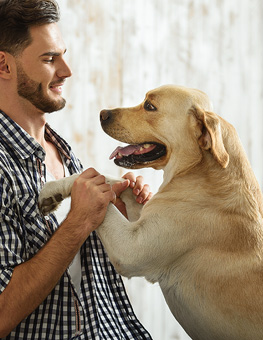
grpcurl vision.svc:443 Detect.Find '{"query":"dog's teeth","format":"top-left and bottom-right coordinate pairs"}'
top-left (144, 144), bottom-right (151, 148)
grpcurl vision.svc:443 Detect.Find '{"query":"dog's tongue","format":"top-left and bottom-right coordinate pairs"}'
top-left (109, 145), bottom-right (141, 160)
top-left (109, 144), bottom-right (156, 160)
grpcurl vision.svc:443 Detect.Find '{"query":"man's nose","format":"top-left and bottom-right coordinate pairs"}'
top-left (57, 59), bottom-right (72, 79)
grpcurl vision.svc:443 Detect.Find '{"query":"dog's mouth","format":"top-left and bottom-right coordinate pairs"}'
top-left (109, 142), bottom-right (167, 168)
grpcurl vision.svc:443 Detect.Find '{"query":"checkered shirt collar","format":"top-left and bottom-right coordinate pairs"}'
top-left (0, 109), bottom-right (71, 161)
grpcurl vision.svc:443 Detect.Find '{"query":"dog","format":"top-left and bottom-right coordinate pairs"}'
top-left (39, 85), bottom-right (263, 340)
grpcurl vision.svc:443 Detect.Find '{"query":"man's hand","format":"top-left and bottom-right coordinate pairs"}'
top-left (68, 168), bottom-right (116, 236)
top-left (112, 172), bottom-right (153, 218)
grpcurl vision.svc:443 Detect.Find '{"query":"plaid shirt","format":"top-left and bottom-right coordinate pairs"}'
top-left (0, 110), bottom-right (152, 340)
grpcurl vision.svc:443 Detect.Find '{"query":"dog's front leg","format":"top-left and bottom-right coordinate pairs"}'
top-left (118, 187), bottom-right (143, 222)
top-left (96, 203), bottom-right (135, 276)
top-left (38, 174), bottom-right (79, 215)
top-left (96, 202), bottom-right (153, 279)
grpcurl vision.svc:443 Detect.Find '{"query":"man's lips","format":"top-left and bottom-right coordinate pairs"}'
top-left (49, 81), bottom-right (65, 94)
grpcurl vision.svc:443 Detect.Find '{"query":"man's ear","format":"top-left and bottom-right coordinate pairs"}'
top-left (0, 52), bottom-right (12, 79)
top-left (188, 105), bottom-right (229, 168)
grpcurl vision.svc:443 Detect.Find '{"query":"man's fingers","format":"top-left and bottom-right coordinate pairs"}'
top-left (136, 184), bottom-right (151, 203)
top-left (122, 172), bottom-right (136, 189)
top-left (79, 167), bottom-right (101, 179)
top-left (112, 180), bottom-right (130, 198)
top-left (132, 175), bottom-right (144, 195)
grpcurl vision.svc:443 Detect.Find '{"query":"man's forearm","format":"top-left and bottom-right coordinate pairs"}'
top-left (0, 215), bottom-right (88, 338)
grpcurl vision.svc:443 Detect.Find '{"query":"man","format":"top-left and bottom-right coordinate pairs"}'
top-left (0, 0), bottom-right (153, 339)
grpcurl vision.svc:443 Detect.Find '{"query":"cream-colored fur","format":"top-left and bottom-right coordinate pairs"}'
top-left (39, 85), bottom-right (263, 340)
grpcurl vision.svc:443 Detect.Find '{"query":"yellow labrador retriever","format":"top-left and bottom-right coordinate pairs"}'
top-left (39, 85), bottom-right (263, 340)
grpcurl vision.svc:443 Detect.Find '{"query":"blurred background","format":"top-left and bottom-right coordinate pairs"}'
top-left (49, 1), bottom-right (263, 339)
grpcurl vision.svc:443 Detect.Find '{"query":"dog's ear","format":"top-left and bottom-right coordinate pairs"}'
top-left (188, 105), bottom-right (229, 168)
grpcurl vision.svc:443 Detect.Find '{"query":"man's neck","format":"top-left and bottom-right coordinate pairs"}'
top-left (1, 98), bottom-right (65, 180)
top-left (0, 94), bottom-right (47, 146)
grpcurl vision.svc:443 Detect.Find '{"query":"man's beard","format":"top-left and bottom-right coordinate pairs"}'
top-left (16, 64), bottom-right (66, 113)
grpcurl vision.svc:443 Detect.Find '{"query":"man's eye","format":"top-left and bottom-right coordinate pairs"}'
top-left (44, 58), bottom-right (54, 63)
top-left (144, 101), bottom-right (156, 111)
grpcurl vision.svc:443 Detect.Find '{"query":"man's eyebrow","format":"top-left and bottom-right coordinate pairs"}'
top-left (39, 49), bottom-right (67, 57)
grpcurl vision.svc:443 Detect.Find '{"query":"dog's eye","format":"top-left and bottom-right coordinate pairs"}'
top-left (144, 101), bottom-right (157, 111)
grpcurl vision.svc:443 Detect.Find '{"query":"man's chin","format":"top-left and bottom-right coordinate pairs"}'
top-left (38, 97), bottom-right (66, 113)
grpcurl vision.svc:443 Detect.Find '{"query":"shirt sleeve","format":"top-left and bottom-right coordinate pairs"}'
top-left (0, 169), bottom-right (25, 294)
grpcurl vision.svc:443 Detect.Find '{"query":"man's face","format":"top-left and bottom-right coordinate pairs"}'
top-left (16, 60), bottom-right (66, 113)
top-left (15, 23), bottom-right (72, 113)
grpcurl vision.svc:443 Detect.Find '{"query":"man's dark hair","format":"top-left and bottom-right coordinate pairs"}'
top-left (0, 0), bottom-right (60, 55)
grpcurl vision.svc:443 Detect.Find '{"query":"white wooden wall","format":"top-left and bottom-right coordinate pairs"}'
top-left (48, 1), bottom-right (263, 339)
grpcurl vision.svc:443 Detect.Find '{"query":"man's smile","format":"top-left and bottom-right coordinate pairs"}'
top-left (49, 81), bottom-right (65, 94)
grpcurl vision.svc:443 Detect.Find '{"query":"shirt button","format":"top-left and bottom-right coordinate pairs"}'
top-left (36, 149), bottom-right (45, 159)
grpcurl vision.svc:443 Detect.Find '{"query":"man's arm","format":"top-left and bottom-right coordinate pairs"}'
top-left (0, 168), bottom-right (115, 337)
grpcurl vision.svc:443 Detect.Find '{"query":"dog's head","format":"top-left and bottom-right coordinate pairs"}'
top-left (100, 85), bottom-right (229, 173)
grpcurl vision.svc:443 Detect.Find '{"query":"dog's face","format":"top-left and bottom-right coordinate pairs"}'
top-left (100, 85), bottom-right (228, 171)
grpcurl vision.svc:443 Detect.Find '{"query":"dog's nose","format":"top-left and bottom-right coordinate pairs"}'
top-left (100, 109), bottom-right (112, 123)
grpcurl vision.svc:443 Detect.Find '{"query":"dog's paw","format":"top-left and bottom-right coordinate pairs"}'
top-left (38, 193), bottom-right (64, 215)
top-left (38, 182), bottom-right (64, 215)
